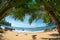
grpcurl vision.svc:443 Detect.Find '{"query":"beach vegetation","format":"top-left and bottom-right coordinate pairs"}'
top-left (0, 0), bottom-right (60, 33)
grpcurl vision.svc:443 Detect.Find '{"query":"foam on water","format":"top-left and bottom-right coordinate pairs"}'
top-left (13, 30), bottom-right (44, 33)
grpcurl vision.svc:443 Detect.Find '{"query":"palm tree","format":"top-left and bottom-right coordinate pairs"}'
top-left (0, 19), bottom-right (11, 28)
top-left (0, 19), bottom-right (11, 33)
top-left (0, 0), bottom-right (60, 33)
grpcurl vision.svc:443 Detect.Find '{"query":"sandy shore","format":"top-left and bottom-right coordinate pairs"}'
top-left (1, 30), bottom-right (60, 40)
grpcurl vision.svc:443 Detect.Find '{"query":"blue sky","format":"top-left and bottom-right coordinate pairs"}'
top-left (5, 15), bottom-right (47, 28)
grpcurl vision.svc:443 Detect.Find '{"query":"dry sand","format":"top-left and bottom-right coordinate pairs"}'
top-left (1, 30), bottom-right (60, 40)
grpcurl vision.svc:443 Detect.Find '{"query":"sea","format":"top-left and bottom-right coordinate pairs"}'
top-left (2, 26), bottom-right (56, 32)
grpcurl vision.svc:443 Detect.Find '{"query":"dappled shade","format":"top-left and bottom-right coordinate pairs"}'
top-left (0, 0), bottom-right (60, 33)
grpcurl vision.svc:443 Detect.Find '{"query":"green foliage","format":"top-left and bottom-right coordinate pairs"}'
top-left (36, 13), bottom-right (42, 21)
top-left (11, 7), bottom-right (25, 21)
top-left (0, 20), bottom-right (11, 26)
top-left (0, 0), bottom-right (60, 27)
top-left (29, 14), bottom-right (37, 24)
top-left (4, 27), bottom-right (14, 31)
top-left (42, 14), bottom-right (51, 23)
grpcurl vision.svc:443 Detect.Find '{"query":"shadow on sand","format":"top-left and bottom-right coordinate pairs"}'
top-left (49, 34), bottom-right (60, 37)
top-left (0, 34), bottom-right (3, 40)
top-left (41, 34), bottom-right (60, 40)
top-left (32, 35), bottom-right (37, 40)
top-left (41, 38), bottom-right (60, 40)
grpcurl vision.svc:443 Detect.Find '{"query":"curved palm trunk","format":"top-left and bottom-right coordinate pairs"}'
top-left (44, 5), bottom-right (60, 34)
top-left (0, 6), bottom-right (10, 21)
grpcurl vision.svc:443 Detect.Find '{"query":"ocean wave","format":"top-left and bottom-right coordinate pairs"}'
top-left (13, 30), bottom-right (44, 33)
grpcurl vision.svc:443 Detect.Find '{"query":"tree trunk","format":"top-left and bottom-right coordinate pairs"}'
top-left (0, 6), bottom-right (10, 21)
top-left (43, 5), bottom-right (60, 34)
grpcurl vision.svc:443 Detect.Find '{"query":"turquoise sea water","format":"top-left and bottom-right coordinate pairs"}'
top-left (3, 26), bottom-right (55, 32)
top-left (12, 26), bottom-right (55, 32)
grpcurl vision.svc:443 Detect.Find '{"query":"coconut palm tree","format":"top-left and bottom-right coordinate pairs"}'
top-left (0, 20), bottom-right (11, 26)
top-left (0, 0), bottom-right (60, 33)
top-left (0, 19), bottom-right (11, 33)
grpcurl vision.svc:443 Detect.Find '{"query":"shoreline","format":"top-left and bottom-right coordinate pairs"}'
top-left (12, 30), bottom-right (44, 33)
top-left (1, 29), bottom-right (59, 40)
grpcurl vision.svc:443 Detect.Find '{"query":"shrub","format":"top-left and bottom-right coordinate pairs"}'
top-left (4, 27), bottom-right (15, 31)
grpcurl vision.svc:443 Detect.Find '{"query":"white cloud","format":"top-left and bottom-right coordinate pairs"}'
top-left (11, 22), bottom-right (46, 28)
top-left (5, 15), bottom-right (47, 28)
top-left (38, 23), bottom-right (47, 27)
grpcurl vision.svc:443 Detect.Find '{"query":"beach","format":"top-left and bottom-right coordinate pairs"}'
top-left (1, 30), bottom-right (60, 40)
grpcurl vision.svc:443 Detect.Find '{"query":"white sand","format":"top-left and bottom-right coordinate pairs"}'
top-left (2, 30), bottom-right (60, 40)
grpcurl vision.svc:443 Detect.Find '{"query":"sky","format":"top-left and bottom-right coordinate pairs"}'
top-left (5, 15), bottom-right (47, 28)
